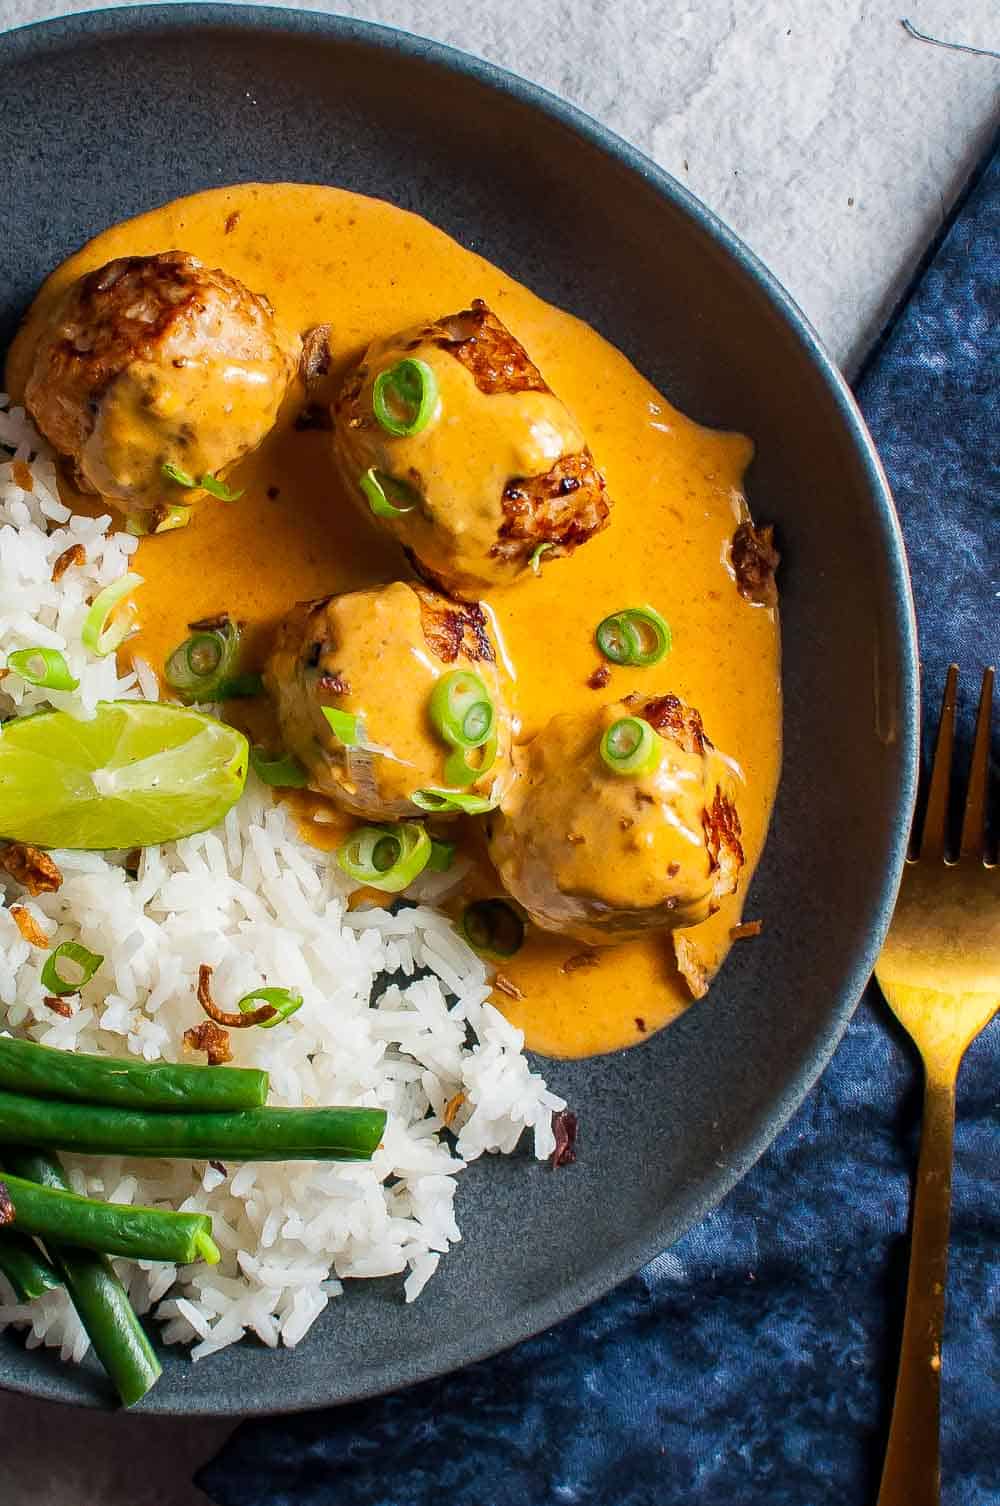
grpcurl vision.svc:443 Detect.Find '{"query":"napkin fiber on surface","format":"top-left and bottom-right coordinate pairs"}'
top-left (199, 147), bottom-right (999, 1506)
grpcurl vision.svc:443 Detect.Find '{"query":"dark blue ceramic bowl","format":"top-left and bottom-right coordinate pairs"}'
top-left (0, 5), bottom-right (918, 1413)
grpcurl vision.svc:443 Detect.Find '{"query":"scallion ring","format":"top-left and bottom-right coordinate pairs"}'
top-left (600, 716), bottom-right (663, 777)
top-left (162, 462), bottom-right (197, 489)
top-left (162, 463), bottom-right (242, 501)
top-left (462, 899), bottom-right (525, 959)
top-left (40, 941), bottom-right (104, 997)
top-left (410, 788), bottom-right (497, 815)
top-left (444, 734), bottom-right (498, 788)
top-left (529, 542), bottom-right (554, 576)
top-left (595, 606), bottom-right (672, 667)
top-left (337, 822), bottom-right (432, 893)
top-left (427, 839), bottom-right (456, 873)
top-left (360, 468), bottom-right (419, 520)
top-left (372, 358), bottom-right (439, 438)
top-left (250, 746), bottom-right (308, 788)
top-left (216, 672), bottom-right (264, 700)
top-left (81, 573), bottom-right (144, 657)
top-left (164, 620), bottom-right (240, 702)
top-left (200, 475), bottom-right (244, 502)
top-left (127, 504), bottom-right (192, 538)
top-left (321, 706), bottom-right (361, 745)
top-left (6, 647), bottom-right (79, 692)
top-left (429, 670), bottom-right (495, 750)
top-left (237, 986), bottom-right (303, 1029)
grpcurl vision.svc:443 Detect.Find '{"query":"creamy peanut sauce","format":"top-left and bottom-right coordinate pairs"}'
top-left (7, 182), bottom-right (781, 1060)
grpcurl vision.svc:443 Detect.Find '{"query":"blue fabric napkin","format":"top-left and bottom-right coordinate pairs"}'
top-left (199, 147), bottom-right (999, 1506)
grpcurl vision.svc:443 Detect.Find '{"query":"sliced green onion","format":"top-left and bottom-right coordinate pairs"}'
top-left (337, 822), bottom-right (432, 893)
top-left (595, 606), bottom-right (672, 667)
top-left (359, 468), bottom-right (419, 520)
top-left (200, 475), bottom-right (244, 502)
top-left (6, 648), bottom-right (79, 692)
top-left (444, 734), bottom-right (498, 788)
top-left (372, 358), bottom-right (439, 438)
top-left (81, 573), bottom-right (143, 657)
top-left (429, 670), bottom-right (495, 750)
top-left (182, 634), bottom-right (223, 678)
top-left (410, 788), bottom-right (497, 815)
top-left (250, 747), bottom-right (309, 788)
top-left (600, 716), bottom-right (663, 776)
top-left (40, 942), bottom-right (104, 997)
top-left (216, 672), bottom-right (264, 700)
top-left (162, 462), bottom-right (197, 489)
top-left (127, 504), bottom-right (192, 537)
top-left (237, 987), bottom-right (303, 1029)
top-left (321, 706), bottom-right (361, 745)
top-left (462, 899), bottom-right (525, 959)
top-left (164, 620), bottom-right (240, 703)
top-left (162, 463), bottom-right (243, 501)
top-left (529, 542), bottom-right (554, 576)
top-left (427, 839), bottom-right (456, 873)
top-left (594, 614), bottom-right (634, 665)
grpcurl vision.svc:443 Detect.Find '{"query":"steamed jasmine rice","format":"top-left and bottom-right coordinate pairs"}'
top-left (0, 397), bottom-right (563, 1364)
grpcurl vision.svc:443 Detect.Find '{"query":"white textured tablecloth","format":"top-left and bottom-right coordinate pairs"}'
top-left (1, 0), bottom-right (997, 373)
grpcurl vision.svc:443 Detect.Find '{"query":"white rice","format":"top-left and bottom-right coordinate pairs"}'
top-left (0, 397), bottom-right (563, 1365)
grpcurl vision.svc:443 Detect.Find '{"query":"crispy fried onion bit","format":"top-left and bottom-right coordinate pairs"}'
top-left (9, 906), bottom-right (50, 949)
top-left (51, 542), bottom-right (86, 583)
top-left (184, 963), bottom-right (282, 1066)
top-left (196, 963), bottom-right (278, 1027)
top-left (183, 1020), bottom-right (232, 1067)
top-left (43, 995), bottom-right (75, 1019)
top-left (550, 1109), bottom-right (578, 1170)
top-left (0, 843), bottom-right (63, 896)
top-left (0, 1180), bottom-right (13, 1227)
top-left (443, 1092), bottom-right (466, 1129)
top-left (674, 934), bottom-right (710, 1000)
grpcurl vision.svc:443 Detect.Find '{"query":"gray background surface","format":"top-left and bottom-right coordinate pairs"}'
top-left (0, 2), bottom-right (996, 1501)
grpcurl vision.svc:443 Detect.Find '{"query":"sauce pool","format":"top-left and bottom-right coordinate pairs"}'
top-left (6, 182), bottom-right (781, 1059)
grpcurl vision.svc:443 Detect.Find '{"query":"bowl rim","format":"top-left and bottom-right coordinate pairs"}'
top-left (0, 2), bottom-right (920, 1415)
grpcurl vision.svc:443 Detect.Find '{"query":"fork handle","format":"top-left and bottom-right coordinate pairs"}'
top-left (876, 1068), bottom-right (956, 1506)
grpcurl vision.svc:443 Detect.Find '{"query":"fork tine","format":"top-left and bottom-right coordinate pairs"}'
top-left (959, 667), bottom-right (995, 860)
top-left (919, 663), bottom-right (958, 860)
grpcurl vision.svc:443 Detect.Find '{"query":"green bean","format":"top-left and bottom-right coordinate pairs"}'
top-left (6, 1150), bottom-right (161, 1407)
top-left (0, 1230), bottom-right (62, 1301)
top-left (0, 1169), bottom-right (219, 1265)
top-left (0, 1091), bottom-right (386, 1162)
top-left (0, 1036), bottom-right (268, 1112)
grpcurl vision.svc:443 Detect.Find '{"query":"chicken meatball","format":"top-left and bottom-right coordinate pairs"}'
top-left (25, 252), bottom-right (295, 531)
top-left (333, 300), bottom-right (611, 595)
top-left (265, 581), bottom-right (513, 821)
top-left (487, 693), bottom-right (743, 946)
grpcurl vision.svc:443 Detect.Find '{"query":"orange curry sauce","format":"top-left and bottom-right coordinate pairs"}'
top-left (7, 183), bottom-right (781, 1058)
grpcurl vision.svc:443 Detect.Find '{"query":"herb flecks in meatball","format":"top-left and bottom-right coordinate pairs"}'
top-left (265, 582), bottom-right (513, 821)
top-left (333, 300), bottom-right (611, 594)
top-left (487, 694), bottom-right (744, 946)
top-left (25, 252), bottom-right (295, 526)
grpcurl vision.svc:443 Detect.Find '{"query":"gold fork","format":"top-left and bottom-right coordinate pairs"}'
top-left (874, 664), bottom-right (998, 1506)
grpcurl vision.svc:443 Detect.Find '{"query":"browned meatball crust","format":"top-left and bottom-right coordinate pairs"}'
top-left (487, 692), bottom-right (744, 946)
top-left (25, 252), bottom-right (295, 529)
top-left (333, 300), bottom-right (611, 595)
top-left (731, 520), bottom-right (780, 607)
top-left (264, 581), bottom-right (513, 821)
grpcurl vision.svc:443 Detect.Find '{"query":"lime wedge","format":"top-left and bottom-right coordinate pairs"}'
top-left (0, 701), bottom-right (248, 850)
